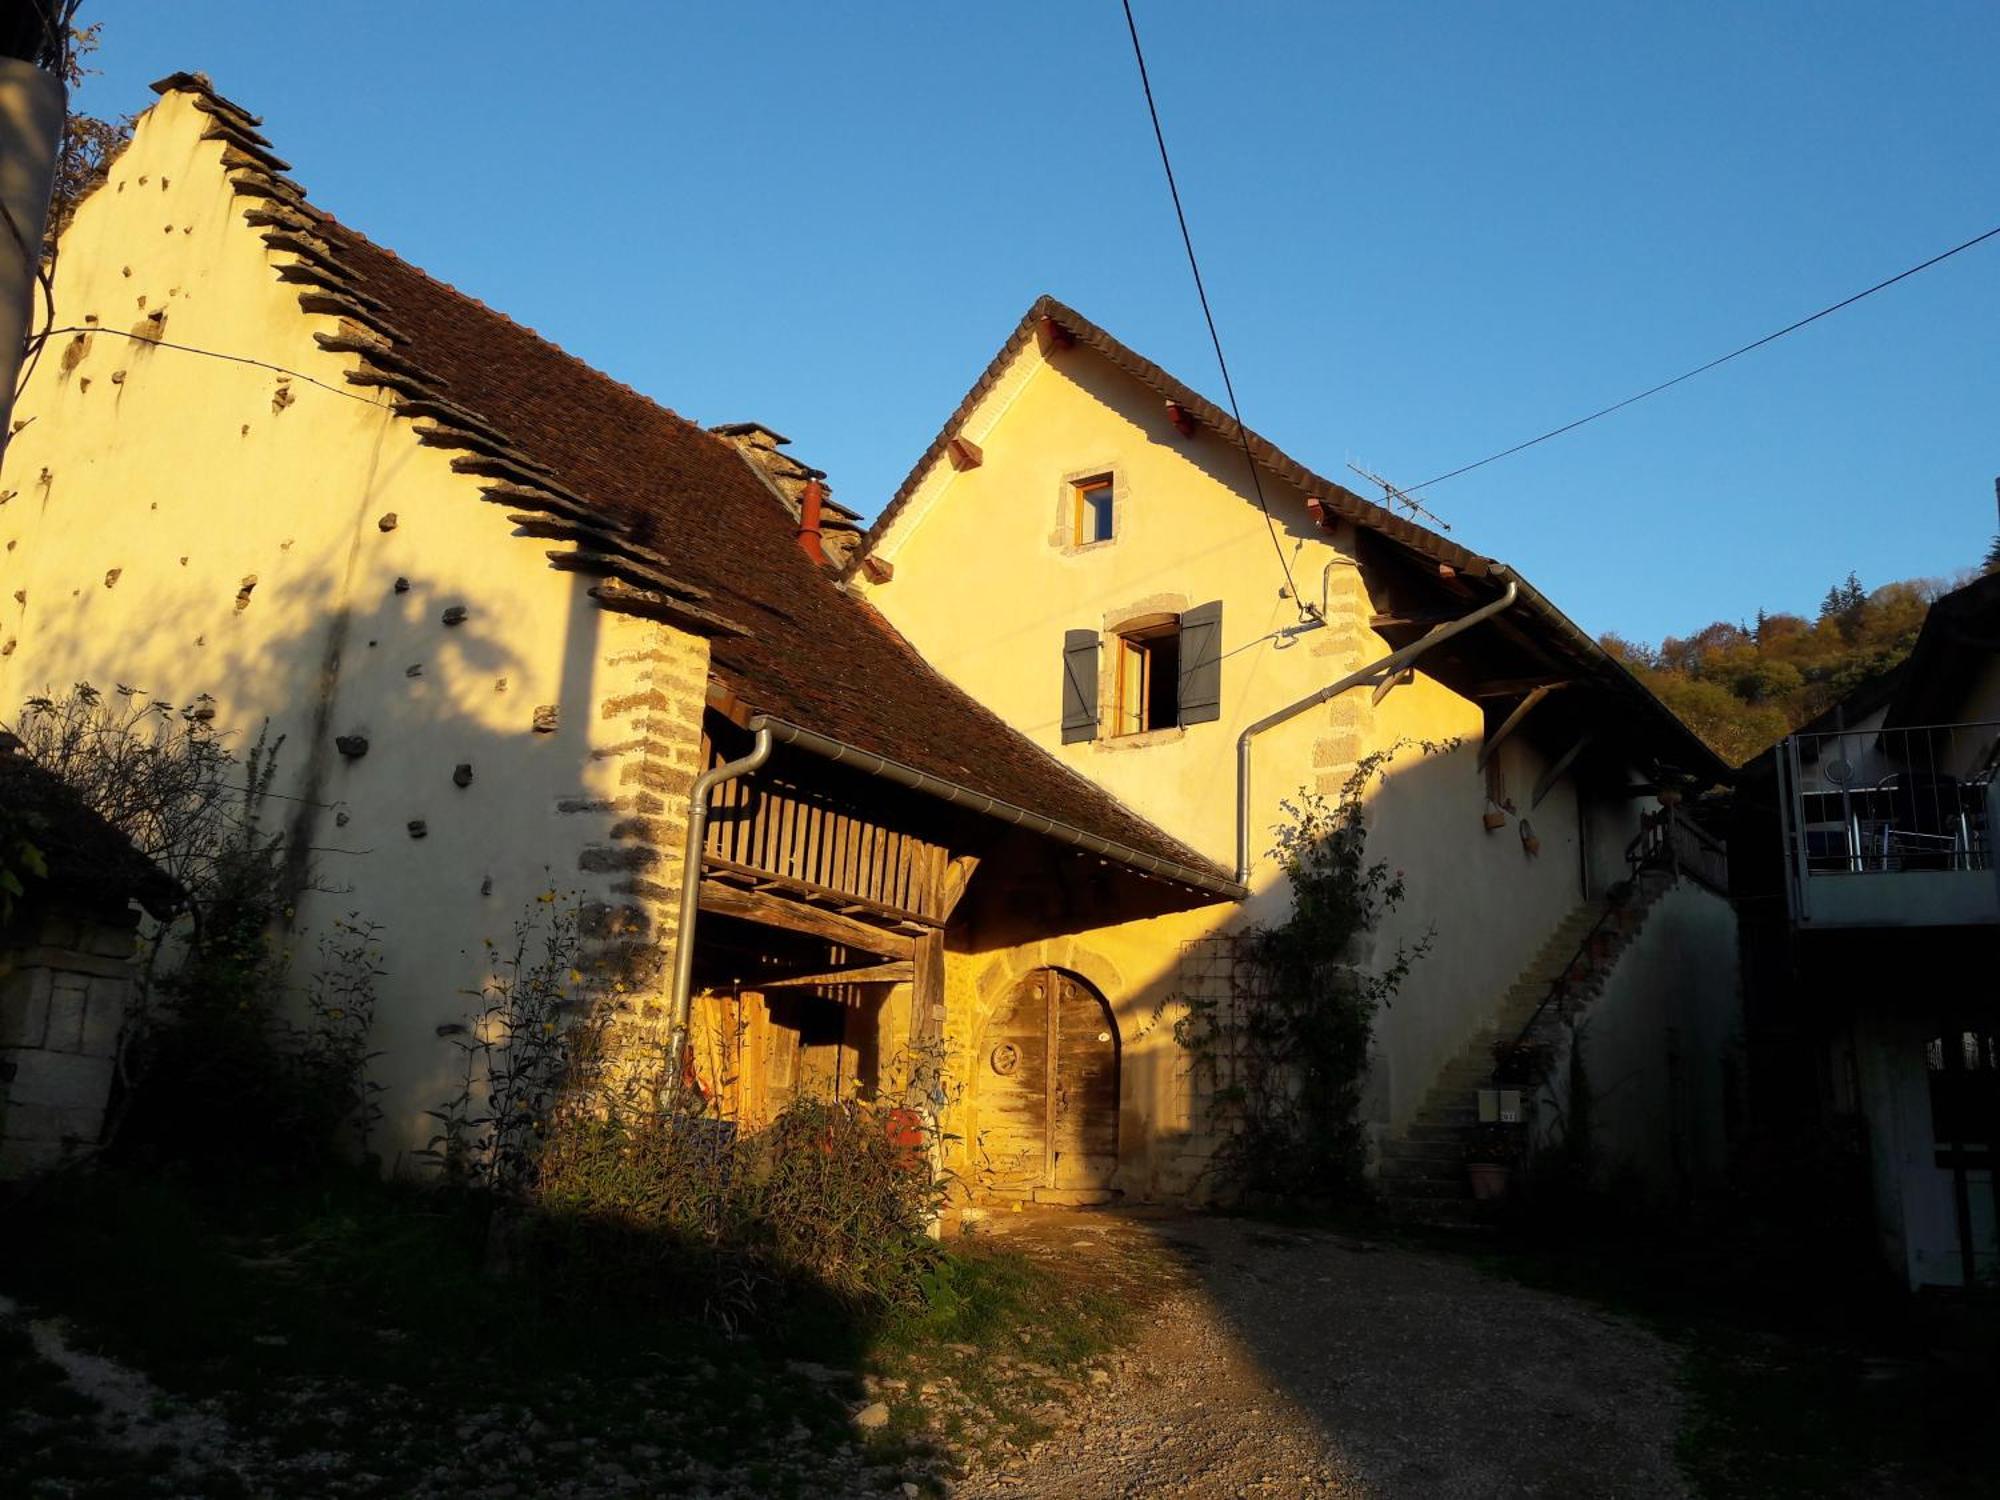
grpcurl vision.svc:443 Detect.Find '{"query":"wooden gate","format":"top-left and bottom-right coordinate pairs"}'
top-left (978, 968), bottom-right (1119, 1201)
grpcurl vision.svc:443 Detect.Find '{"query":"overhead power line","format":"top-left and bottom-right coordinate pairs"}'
top-left (1405, 221), bottom-right (2000, 495)
top-left (1118, 0), bottom-right (1313, 620)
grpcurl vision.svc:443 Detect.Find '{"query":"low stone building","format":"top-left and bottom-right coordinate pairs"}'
top-left (0, 745), bottom-right (178, 1176)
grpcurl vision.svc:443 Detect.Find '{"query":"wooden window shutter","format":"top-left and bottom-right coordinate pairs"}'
top-left (1177, 600), bottom-right (1223, 725)
top-left (1061, 629), bottom-right (1100, 743)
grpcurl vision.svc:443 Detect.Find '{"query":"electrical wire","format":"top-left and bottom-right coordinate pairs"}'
top-left (30, 324), bottom-right (382, 405)
top-left (1405, 221), bottom-right (2000, 494)
top-left (1118, 0), bottom-right (1311, 620)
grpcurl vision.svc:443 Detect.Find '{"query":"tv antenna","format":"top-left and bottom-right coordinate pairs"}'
top-left (1347, 462), bottom-right (1454, 534)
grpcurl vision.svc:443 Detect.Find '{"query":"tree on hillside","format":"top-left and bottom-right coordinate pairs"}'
top-left (1604, 561), bottom-right (1978, 767)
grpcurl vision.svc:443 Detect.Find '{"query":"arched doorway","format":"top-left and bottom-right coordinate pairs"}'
top-left (978, 967), bottom-right (1120, 1201)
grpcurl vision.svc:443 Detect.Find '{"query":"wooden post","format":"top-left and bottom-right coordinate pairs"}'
top-left (908, 928), bottom-right (945, 1049)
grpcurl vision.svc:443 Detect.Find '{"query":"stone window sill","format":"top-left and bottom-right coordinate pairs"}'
top-left (1095, 727), bottom-right (1185, 751)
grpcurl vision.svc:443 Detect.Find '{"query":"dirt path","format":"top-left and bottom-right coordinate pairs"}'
top-left (954, 1212), bottom-right (1689, 1499)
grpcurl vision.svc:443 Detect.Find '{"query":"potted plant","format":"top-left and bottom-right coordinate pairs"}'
top-left (1464, 1122), bottom-right (1524, 1200)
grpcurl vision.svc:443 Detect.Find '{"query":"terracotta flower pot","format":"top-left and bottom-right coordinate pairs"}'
top-left (1467, 1162), bottom-right (1511, 1200)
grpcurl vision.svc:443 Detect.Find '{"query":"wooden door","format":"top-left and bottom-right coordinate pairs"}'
top-left (978, 969), bottom-right (1118, 1198)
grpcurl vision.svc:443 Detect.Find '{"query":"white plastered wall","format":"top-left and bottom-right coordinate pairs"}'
top-left (0, 94), bottom-right (711, 1167)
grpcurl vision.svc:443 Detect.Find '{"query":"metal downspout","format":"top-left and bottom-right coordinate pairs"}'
top-left (1234, 581), bottom-right (1519, 884)
top-left (668, 725), bottom-right (772, 1072)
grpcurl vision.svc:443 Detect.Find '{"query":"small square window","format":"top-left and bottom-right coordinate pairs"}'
top-left (1072, 476), bottom-right (1114, 545)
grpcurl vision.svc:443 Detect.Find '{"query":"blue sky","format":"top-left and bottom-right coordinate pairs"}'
top-left (77, 2), bottom-right (1999, 645)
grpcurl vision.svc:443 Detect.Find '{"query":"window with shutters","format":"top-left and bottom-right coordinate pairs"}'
top-left (1113, 622), bottom-right (1181, 735)
top-left (1060, 600), bottom-right (1222, 744)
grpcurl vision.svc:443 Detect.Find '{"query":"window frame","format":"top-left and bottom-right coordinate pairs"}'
top-left (1071, 475), bottom-right (1116, 547)
top-left (1109, 616), bottom-right (1181, 737)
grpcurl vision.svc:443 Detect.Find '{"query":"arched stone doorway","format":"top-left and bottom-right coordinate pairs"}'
top-left (977, 967), bottom-right (1120, 1202)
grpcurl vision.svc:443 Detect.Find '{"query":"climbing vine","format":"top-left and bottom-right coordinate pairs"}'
top-left (1178, 738), bottom-right (1456, 1201)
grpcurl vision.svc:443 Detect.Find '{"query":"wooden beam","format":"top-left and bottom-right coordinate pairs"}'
top-left (698, 880), bottom-right (915, 959)
top-left (946, 434), bottom-right (983, 470)
top-left (1435, 563), bottom-right (1474, 598)
top-left (1369, 611), bottom-right (1465, 630)
top-left (1165, 400), bottom-right (1197, 437)
top-left (907, 928), bottom-right (945, 1048)
top-left (703, 854), bottom-right (940, 929)
top-left (1531, 732), bottom-right (1596, 809)
top-left (1470, 675), bottom-right (1572, 699)
top-left (1370, 667), bottom-right (1416, 706)
top-left (936, 853), bottom-right (981, 923)
top-left (1477, 682), bottom-right (1566, 770)
top-left (1039, 315), bottom-right (1075, 351)
top-left (761, 960), bottom-right (914, 989)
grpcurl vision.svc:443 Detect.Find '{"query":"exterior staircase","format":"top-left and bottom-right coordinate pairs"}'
top-left (1376, 864), bottom-right (1678, 1225)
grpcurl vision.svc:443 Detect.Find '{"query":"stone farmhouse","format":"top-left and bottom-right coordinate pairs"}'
top-left (1, 74), bottom-right (1743, 1211)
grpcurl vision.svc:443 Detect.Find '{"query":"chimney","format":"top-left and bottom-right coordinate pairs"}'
top-left (797, 478), bottom-right (826, 565)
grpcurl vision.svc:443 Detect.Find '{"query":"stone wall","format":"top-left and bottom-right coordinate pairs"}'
top-left (574, 616), bottom-right (712, 1070)
top-left (0, 905), bottom-right (139, 1176)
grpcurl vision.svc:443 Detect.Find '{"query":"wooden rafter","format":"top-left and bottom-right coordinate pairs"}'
top-left (1531, 732), bottom-right (1596, 809)
top-left (703, 855), bottom-right (939, 930)
top-left (1477, 682), bottom-right (1566, 770)
top-left (1470, 675), bottom-right (1572, 699)
top-left (936, 852), bottom-right (981, 923)
top-left (1370, 667), bottom-right (1416, 705)
top-left (698, 880), bottom-right (916, 960)
top-left (760, 960), bottom-right (914, 989)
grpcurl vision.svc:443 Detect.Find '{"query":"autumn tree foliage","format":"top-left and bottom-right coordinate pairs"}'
top-left (1602, 568), bottom-right (1970, 767)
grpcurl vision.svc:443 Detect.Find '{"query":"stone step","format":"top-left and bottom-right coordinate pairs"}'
top-left (1418, 1103), bottom-right (1478, 1127)
top-left (1379, 1158), bottom-right (1462, 1184)
top-left (1389, 1198), bottom-right (1495, 1229)
top-left (1380, 1138), bottom-right (1460, 1163)
top-left (1377, 1174), bottom-right (1468, 1200)
top-left (1399, 1122), bottom-right (1465, 1145)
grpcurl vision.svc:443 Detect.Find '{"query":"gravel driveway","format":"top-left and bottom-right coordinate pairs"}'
top-left (955, 1211), bottom-right (1689, 1499)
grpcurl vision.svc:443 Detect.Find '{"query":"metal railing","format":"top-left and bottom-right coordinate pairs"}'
top-left (1507, 807), bottom-right (1719, 1051)
top-left (1779, 720), bottom-right (2000, 877)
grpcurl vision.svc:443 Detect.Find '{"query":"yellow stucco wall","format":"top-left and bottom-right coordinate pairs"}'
top-left (0, 95), bottom-right (711, 1167)
top-left (865, 337), bottom-right (1660, 1179)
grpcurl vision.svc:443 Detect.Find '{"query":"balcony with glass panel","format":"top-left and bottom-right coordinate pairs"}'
top-left (1776, 720), bottom-right (2000, 928)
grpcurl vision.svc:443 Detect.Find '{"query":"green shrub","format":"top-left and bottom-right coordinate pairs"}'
top-left (424, 895), bottom-right (946, 1335)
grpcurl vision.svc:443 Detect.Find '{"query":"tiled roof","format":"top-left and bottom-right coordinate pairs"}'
top-left (0, 749), bottom-right (179, 918)
top-left (147, 75), bottom-right (1237, 898)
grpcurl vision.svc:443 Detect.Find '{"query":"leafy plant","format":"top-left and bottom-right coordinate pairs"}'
top-left (422, 891), bottom-right (949, 1329)
top-left (302, 916), bottom-right (388, 1160)
top-left (1177, 739), bottom-right (1451, 1201)
top-left (10, 685), bottom-right (374, 1174)
top-left (0, 804), bottom-right (49, 926)
top-left (419, 889), bottom-right (604, 1194)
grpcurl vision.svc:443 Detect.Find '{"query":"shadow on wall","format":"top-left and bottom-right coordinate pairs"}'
top-left (945, 736), bottom-right (1630, 1202)
top-left (7, 553), bottom-right (650, 1173)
